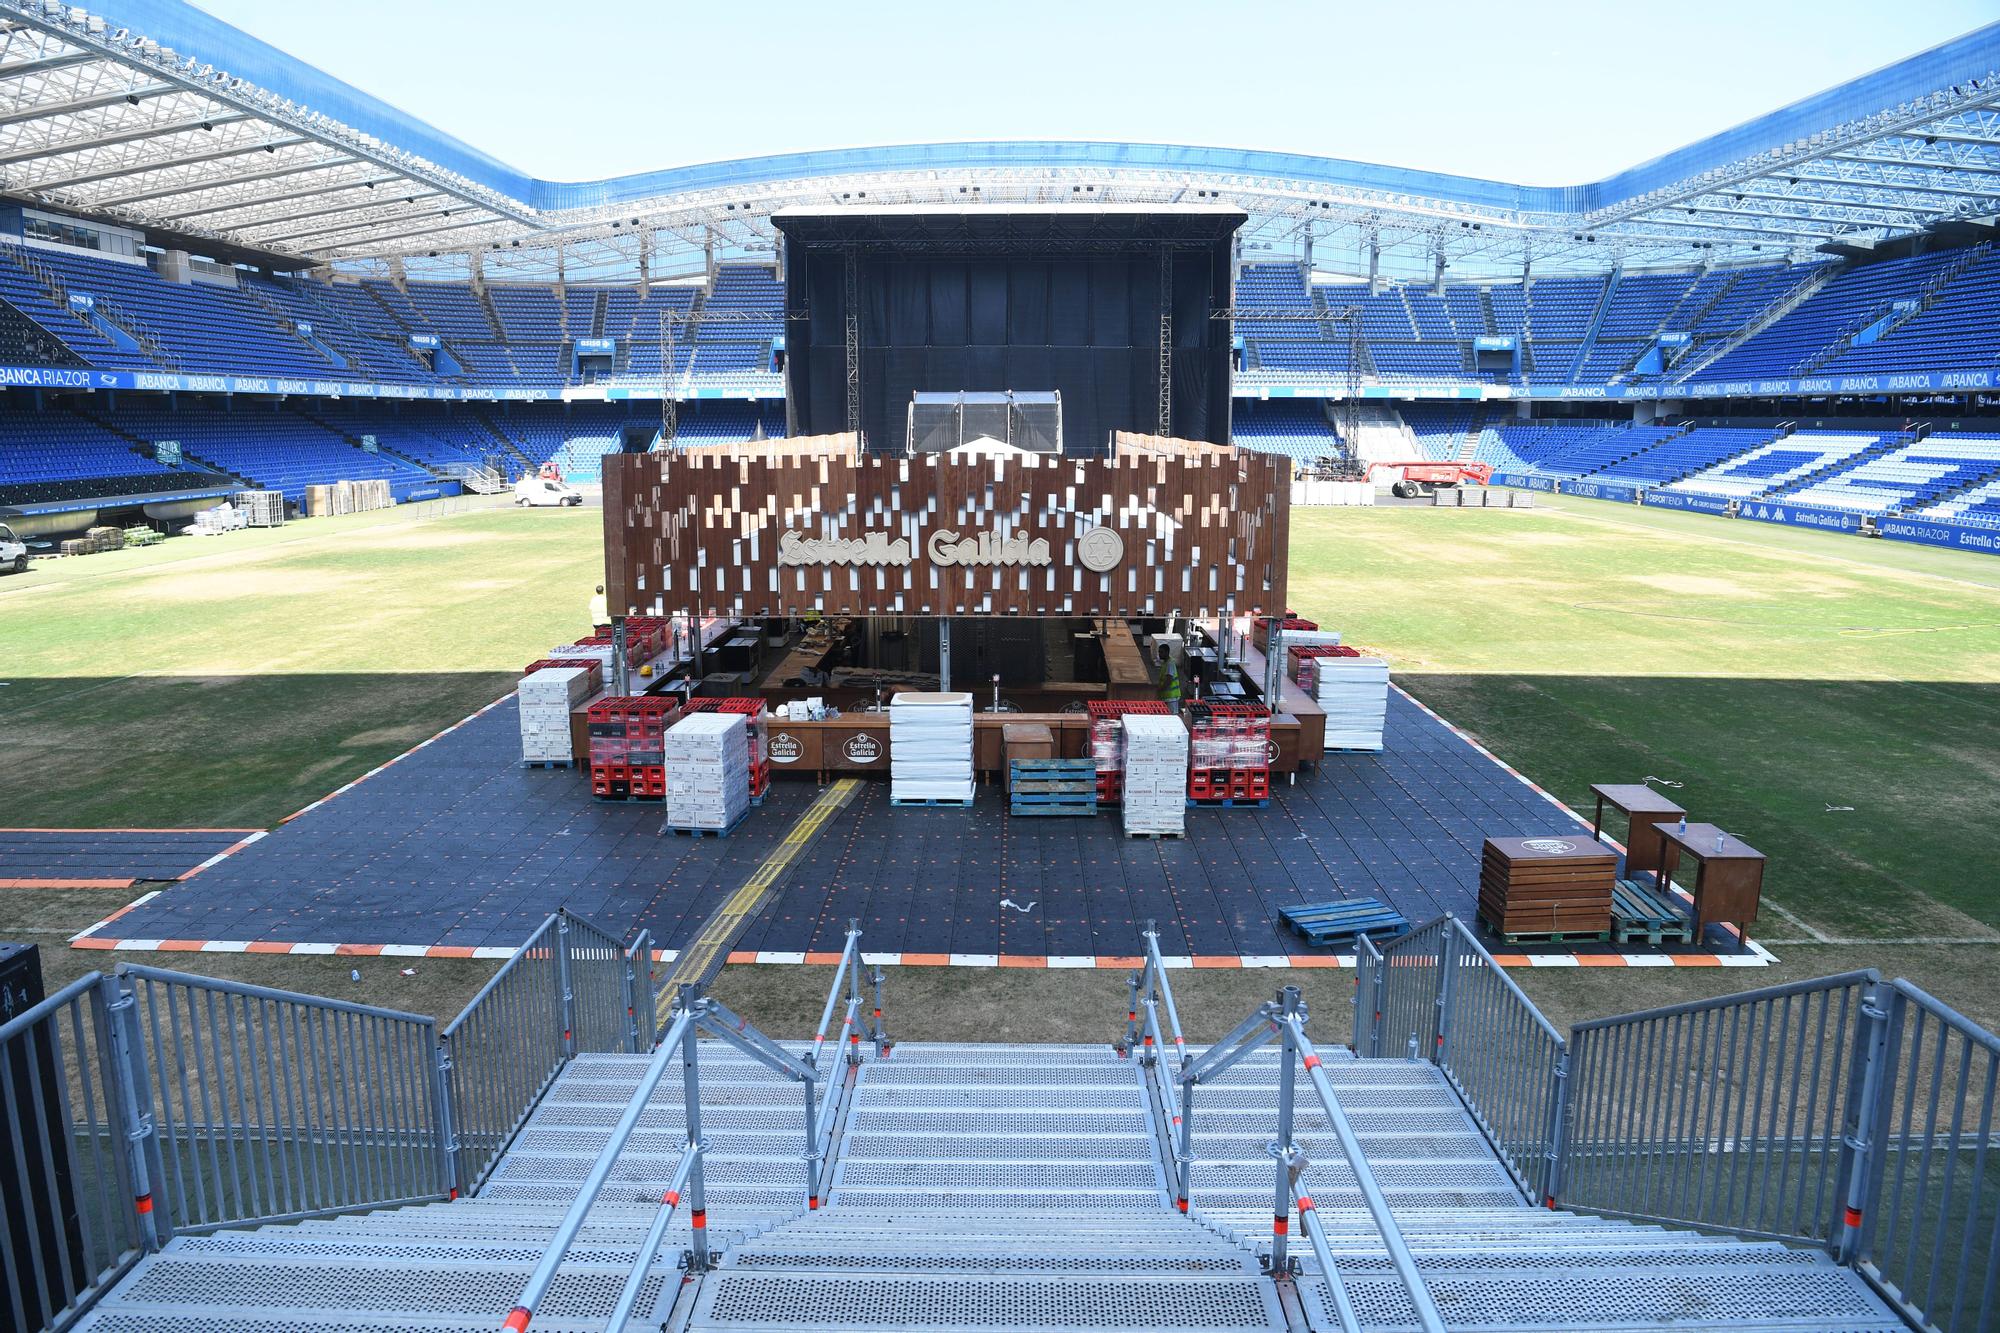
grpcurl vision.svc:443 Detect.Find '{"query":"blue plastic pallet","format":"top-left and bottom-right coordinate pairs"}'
top-left (1279, 898), bottom-right (1410, 947)
top-left (889, 796), bottom-right (975, 808)
top-left (520, 758), bottom-right (573, 770)
top-left (1188, 797), bottom-right (1271, 809)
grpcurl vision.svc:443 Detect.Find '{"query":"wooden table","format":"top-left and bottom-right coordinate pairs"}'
top-left (1590, 783), bottom-right (1687, 877)
top-left (1654, 823), bottom-right (1765, 942)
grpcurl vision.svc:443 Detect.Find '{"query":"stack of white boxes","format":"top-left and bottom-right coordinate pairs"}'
top-left (518, 664), bottom-right (598, 763)
top-left (889, 692), bottom-right (975, 804)
top-left (548, 642), bottom-right (617, 673)
top-left (1120, 714), bottom-right (1189, 836)
top-left (1306, 655), bottom-right (1391, 752)
top-left (663, 712), bottom-right (751, 831)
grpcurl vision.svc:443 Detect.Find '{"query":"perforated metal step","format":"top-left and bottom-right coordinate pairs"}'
top-left (692, 1271), bottom-right (1284, 1331)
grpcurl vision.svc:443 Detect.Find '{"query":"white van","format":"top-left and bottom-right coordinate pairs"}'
top-left (0, 522), bottom-right (27, 575)
top-left (513, 474), bottom-right (583, 507)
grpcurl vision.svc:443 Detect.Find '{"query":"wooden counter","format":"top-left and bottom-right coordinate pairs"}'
top-left (759, 707), bottom-right (1306, 781)
top-left (1097, 619), bottom-right (1156, 701)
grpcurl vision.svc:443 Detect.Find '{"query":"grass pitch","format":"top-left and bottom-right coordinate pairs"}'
top-left (0, 498), bottom-right (602, 827)
top-left (3, 489), bottom-right (1998, 1030)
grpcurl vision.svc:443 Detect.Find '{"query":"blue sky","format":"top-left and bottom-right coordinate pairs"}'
top-left (194, 1), bottom-right (1994, 187)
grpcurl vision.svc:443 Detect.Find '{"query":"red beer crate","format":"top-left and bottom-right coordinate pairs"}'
top-left (587, 696), bottom-right (679, 801)
top-left (1289, 643), bottom-right (1360, 690)
top-left (1186, 703), bottom-right (1271, 804)
top-left (523, 656), bottom-right (607, 680)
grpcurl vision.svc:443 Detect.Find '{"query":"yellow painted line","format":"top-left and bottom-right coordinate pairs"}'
top-left (658, 779), bottom-right (862, 999)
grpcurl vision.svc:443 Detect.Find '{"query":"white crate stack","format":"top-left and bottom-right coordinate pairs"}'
top-left (889, 692), bottom-right (975, 804)
top-left (518, 664), bottom-right (598, 763)
top-left (238, 490), bottom-right (286, 526)
top-left (1120, 714), bottom-right (1189, 836)
top-left (663, 712), bottom-right (751, 831)
top-left (1306, 655), bottom-right (1391, 752)
top-left (548, 642), bottom-right (617, 674)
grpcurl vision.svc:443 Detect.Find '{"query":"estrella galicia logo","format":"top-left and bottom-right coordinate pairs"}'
top-left (1521, 838), bottom-right (1577, 855)
top-left (842, 734), bottom-right (882, 763)
top-left (768, 732), bottom-right (804, 764)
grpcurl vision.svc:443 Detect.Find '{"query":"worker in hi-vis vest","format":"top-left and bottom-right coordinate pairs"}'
top-left (1159, 653), bottom-right (1183, 714)
top-left (589, 585), bottom-right (608, 629)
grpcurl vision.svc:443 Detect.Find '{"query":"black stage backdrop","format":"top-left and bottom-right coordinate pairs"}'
top-left (776, 208), bottom-right (1242, 455)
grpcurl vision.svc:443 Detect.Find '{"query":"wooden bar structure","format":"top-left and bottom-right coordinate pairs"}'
top-left (596, 436), bottom-right (1304, 789)
top-left (601, 442), bottom-right (1288, 620)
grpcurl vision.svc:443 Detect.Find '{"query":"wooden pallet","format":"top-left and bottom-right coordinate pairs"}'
top-left (1610, 878), bottom-right (1695, 945)
top-left (1011, 778), bottom-right (1097, 796)
top-left (1280, 899), bottom-right (1410, 947)
top-left (1477, 913), bottom-right (1612, 946)
top-left (661, 808), bottom-right (751, 837)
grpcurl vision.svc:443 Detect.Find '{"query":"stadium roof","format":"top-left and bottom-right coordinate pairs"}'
top-left (2, 0), bottom-right (1999, 283)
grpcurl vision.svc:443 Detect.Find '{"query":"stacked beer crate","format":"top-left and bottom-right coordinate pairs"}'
top-left (1250, 614), bottom-right (1318, 652)
top-left (1186, 702), bottom-right (1271, 805)
top-left (681, 697), bottom-right (771, 803)
top-left (1121, 713), bottom-right (1190, 837)
top-left (1291, 643), bottom-right (1357, 688)
top-left (587, 696), bottom-right (677, 800)
top-left (518, 661), bottom-right (601, 765)
top-left (1086, 700), bottom-right (1169, 805)
top-left (663, 712), bottom-right (752, 832)
top-left (238, 490), bottom-right (285, 526)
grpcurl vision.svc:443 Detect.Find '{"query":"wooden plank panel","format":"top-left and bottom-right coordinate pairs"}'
top-left (603, 443), bottom-right (1288, 619)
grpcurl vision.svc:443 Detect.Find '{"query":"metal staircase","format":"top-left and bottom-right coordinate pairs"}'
top-left (20, 913), bottom-right (1993, 1332)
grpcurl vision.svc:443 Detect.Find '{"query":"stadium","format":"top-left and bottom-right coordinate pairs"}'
top-left (2, 2), bottom-right (2000, 1330)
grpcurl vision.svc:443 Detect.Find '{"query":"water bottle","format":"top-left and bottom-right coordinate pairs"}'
top-left (1715, 832), bottom-right (1725, 853)
top-left (1677, 815), bottom-right (1687, 836)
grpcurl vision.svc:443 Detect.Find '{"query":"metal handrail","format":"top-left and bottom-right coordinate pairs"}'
top-left (501, 987), bottom-right (831, 1333)
top-left (1171, 986), bottom-right (1445, 1333)
top-left (504, 1006), bottom-right (695, 1332)
top-left (0, 972), bottom-right (146, 1332)
top-left (1120, 920), bottom-right (1187, 1072)
top-left (1283, 1007), bottom-right (1447, 1333)
top-left (1366, 914), bottom-right (1570, 1204)
top-left (441, 914), bottom-right (568, 1195)
top-left (808, 920), bottom-right (866, 1069)
top-left (114, 964), bottom-right (446, 1232)
top-left (602, 1141), bottom-right (702, 1331)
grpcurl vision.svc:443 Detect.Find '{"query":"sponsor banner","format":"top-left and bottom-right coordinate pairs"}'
top-left (1877, 516), bottom-right (2000, 555)
top-left (1734, 501), bottom-right (1862, 532)
top-left (1237, 368), bottom-right (2000, 402)
top-left (1641, 489), bottom-right (1732, 515)
top-left (575, 337), bottom-right (616, 356)
top-left (1559, 479), bottom-right (1640, 503)
top-left (0, 361), bottom-right (582, 401)
top-left (1473, 335), bottom-right (1516, 352)
top-left (1492, 471), bottom-right (1555, 492)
